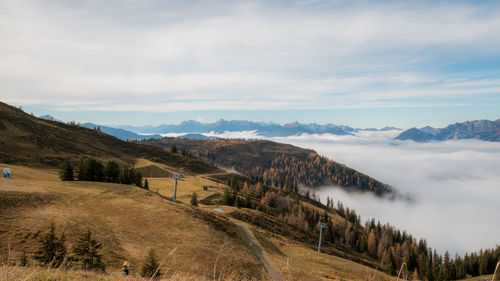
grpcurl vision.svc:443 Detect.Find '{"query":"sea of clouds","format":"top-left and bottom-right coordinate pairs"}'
top-left (269, 131), bottom-right (500, 256)
top-left (182, 129), bottom-right (499, 255)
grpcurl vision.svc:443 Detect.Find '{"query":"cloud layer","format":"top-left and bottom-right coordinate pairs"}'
top-left (272, 131), bottom-right (500, 255)
top-left (2, 0), bottom-right (500, 113)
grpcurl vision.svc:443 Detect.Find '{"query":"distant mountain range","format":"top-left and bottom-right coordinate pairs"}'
top-left (395, 120), bottom-right (500, 142)
top-left (118, 120), bottom-right (401, 137)
top-left (80, 123), bottom-right (163, 141)
top-left (39, 114), bottom-right (62, 122)
top-left (39, 115), bottom-right (401, 139)
top-left (39, 114), bottom-right (500, 142)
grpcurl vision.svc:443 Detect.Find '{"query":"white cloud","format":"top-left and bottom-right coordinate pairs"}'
top-left (1, 0), bottom-right (500, 111)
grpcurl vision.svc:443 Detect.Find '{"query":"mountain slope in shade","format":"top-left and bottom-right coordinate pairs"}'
top-left (0, 101), bottom-right (219, 174)
top-left (396, 120), bottom-right (500, 142)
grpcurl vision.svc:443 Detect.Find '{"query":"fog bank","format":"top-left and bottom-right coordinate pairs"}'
top-left (272, 131), bottom-right (500, 255)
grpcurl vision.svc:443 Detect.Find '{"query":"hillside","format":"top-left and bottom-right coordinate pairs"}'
top-left (395, 120), bottom-right (500, 142)
top-left (0, 102), bottom-right (218, 174)
top-left (0, 164), bottom-right (402, 280)
top-left (142, 138), bottom-right (394, 195)
top-left (0, 165), bottom-right (266, 280)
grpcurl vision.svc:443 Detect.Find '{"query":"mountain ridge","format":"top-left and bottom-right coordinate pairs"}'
top-left (396, 119), bottom-right (500, 142)
top-left (118, 119), bottom-right (402, 137)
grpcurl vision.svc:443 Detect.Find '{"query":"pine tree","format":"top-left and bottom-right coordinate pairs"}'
top-left (59, 159), bottom-right (74, 181)
top-left (133, 169), bottom-right (143, 187)
top-left (221, 189), bottom-right (234, 206)
top-left (104, 160), bottom-right (120, 183)
top-left (119, 166), bottom-right (131, 184)
top-left (383, 247), bottom-right (396, 275)
top-left (78, 158), bottom-right (104, 181)
top-left (170, 144), bottom-right (178, 153)
top-left (234, 196), bottom-right (241, 208)
top-left (141, 249), bottom-right (161, 279)
top-left (323, 221), bottom-right (333, 243)
top-left (190, 192), bottom-right (198, 207)
top-left (34, 223), bottom-right (67, 267)
top-left (442, 251), bottom-right (451, 280)
top-left (244, 194), bottom-right (252, 208)
top-left (72, 229), bottom-right (105, 271)
top-left (144, 178), bottom-right (149, 190)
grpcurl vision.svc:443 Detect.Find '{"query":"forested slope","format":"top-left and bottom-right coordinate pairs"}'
top-left (143, 138), bottom-right (393, 195)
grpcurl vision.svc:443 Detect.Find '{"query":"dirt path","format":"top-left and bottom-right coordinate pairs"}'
top-left (234, 221), bottom-right (286, 281)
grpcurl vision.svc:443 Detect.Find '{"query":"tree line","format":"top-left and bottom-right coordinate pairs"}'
top-left (59, 158), bottom-right (145, 188)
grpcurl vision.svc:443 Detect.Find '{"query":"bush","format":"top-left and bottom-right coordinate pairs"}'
top-left (141, 249), bottom-right (161, 279)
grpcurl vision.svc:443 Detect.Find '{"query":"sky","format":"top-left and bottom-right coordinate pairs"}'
top-left (2, 0), bottom-right (500, 127)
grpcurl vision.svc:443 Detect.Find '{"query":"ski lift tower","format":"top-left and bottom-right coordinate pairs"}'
top-left (397, 262), bottom-right (409, 281)
top-left (318, 222), bottom-right (326, 252)
top-left (171, 174), bottom-right (184, 203)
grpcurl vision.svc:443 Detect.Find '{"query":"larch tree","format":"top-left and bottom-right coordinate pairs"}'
top-left (367, 229), bottom-right (377, 258)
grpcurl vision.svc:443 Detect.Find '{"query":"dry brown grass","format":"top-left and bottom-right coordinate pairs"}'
top-left (0, 164), bottom-right (266, 280)
top-left (146, 175), bottom-right (223, 203)
top-left (246, 226), bottom-right (397, 281)
top-left (0, 265), bottom-right (258, 281)
top-left (0, 163), bottom-right (397, 280)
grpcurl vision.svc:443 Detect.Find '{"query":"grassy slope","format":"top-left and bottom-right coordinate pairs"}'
top-left (0, 164), bottom-right (266, 280)
top-left (0, 102), bottom-right (219, 174)
top-left (0, 164), bottom-right (398, 280)
top-left (248, 226), bottom-right (396, 281)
